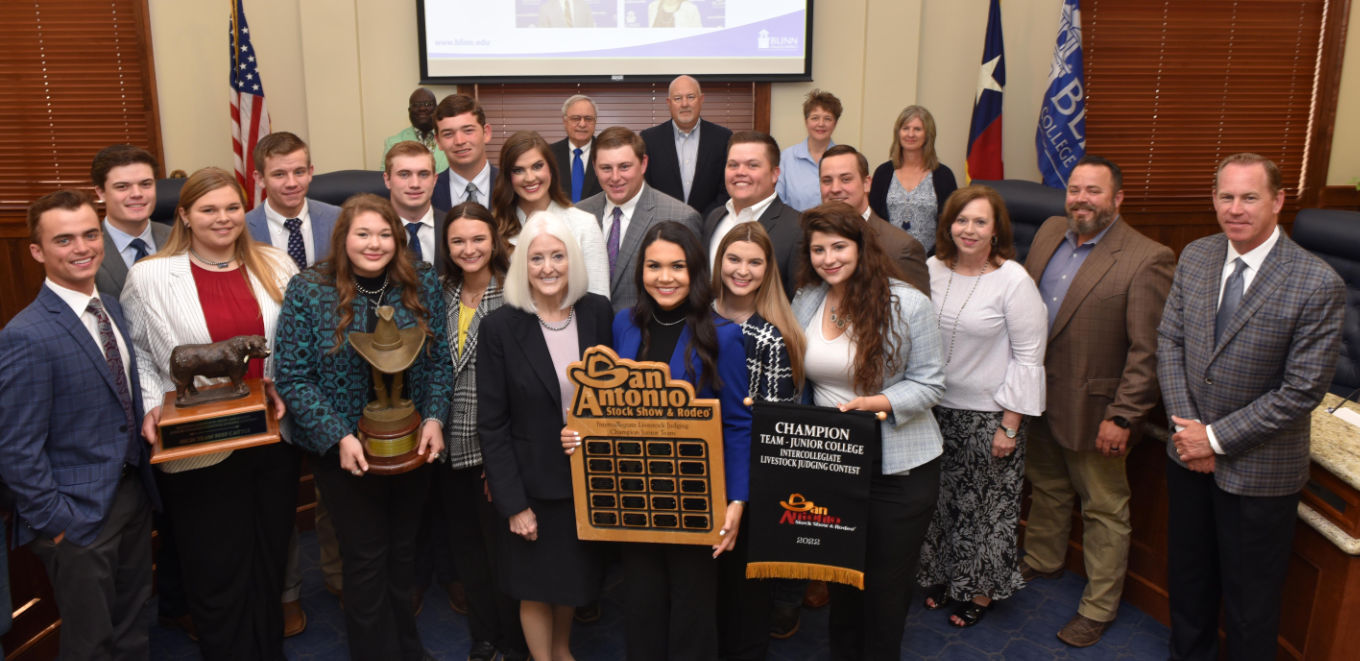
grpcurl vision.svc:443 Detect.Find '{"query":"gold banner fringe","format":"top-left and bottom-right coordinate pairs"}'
top-left (745, 561), bottom-right (864, 590)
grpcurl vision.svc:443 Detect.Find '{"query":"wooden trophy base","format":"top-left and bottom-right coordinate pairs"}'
top-left (154, 378), bottom-right (280, 464)
top-left (359, 407), bottom-right (423, 475)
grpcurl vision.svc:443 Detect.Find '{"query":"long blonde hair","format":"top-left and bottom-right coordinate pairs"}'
top-left (711, 222), bottom-right (805, 386)
top-left (156, 167), bottom-right (287, 303)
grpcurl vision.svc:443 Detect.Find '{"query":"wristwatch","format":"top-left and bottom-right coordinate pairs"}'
top-left (999, 425), bottom-right (1018, 439)
top-left (1109, 415), bottom-right (1131, 429)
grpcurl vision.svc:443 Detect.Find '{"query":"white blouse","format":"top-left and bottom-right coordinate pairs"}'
top-left (802, 295), bottom-right (859, 407)
top-left (927, 257), bottom-right (1047, 415)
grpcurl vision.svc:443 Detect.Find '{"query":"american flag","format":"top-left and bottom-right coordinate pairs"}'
top-left (230, 0), bottom-right (270, 208)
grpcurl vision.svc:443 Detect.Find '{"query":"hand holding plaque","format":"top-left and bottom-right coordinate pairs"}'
top-left (348, 305), bottom-right (427, 475)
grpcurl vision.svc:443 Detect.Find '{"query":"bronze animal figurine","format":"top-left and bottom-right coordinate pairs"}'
top-left (170, 335), bottom-right (271, 407)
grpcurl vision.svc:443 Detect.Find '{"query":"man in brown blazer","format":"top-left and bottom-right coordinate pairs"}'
top-left (1021, 155), bottom-right (1174, 647)
top-left (818, 144), bottom-right (930, 296)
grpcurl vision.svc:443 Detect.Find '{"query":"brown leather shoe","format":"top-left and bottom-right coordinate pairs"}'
top-left (282, 600), bottom-right (307, 637)
top-left (1057, 614), bottom-right (1112, 647)
top-left (802, 580), bottom-right (830, 609)
top-left (1019, 560), bottom-right (1063, 582)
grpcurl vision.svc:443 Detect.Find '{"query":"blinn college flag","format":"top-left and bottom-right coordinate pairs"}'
top-left (1036, 0), bottom-right (1086, 189)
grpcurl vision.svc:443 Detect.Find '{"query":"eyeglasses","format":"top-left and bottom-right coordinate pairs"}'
top-left (566, 115), bottom-right (597, 124)
top-left (409, 101), bottom-right (436, 109)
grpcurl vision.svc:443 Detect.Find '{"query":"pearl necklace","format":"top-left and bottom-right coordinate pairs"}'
top-left (538, 307), bottom-right (574, 331)
top-left (936, 260), bottom-right (989, 367)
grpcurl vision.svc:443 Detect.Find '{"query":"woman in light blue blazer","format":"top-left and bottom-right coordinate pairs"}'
top-left (790, 201), bottom-right (946, 661)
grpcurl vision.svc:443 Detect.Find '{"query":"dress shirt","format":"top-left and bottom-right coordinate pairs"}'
top-left (673, 120), bottom-right (701, 202)
top-left (263, 200), bottom-right (316, 265)
top-left (46, 278), bottom-right (131, 384)
top-left (400, 205), bottom-right (437, 264)
top-left (775, 138), bottom-right (833, 212)
top-left (1205, 225), bottom-right (1282, 454)
top-left (1037, 217), bottom-right (1119, 328)
top-left (447, 162), bottom-right (493, 208)
top-left (603, 183), bottom-right (646, 246)
top-left (103, 219), bottom-right (159, 269)
top-left (569, 137), bottom-right (594, 169)
top-left (708, 192), bottom-right (777, 269)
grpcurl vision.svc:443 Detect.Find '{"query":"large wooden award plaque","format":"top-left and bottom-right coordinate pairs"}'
top-left (152, 378), bottom-right (281, 463)
top-left (567, 346), bottom-right (727, 546)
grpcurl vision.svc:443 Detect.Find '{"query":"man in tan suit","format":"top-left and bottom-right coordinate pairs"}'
top-left (1022, 155), bottom-right (1174, 647)
top-left (818, 144), bottom-right (930, 296)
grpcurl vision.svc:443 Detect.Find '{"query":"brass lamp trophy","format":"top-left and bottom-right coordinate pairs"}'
top-left (349, 306), bottom-right (426, 475)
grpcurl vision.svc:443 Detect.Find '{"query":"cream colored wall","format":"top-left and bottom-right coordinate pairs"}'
top-left (152, 0), bottom-right (1356, 187)
top-left (1326, 5), bottom-right (1360, 187)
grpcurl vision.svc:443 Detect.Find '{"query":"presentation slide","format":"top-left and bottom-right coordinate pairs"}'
top-left (419, 0), bottom-right (812, 82)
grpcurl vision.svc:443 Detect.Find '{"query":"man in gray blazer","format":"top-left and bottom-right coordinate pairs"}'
top-left (91, 145), bottom-right (172, 297)
top-left (577, 126), bottom-right (700, 312)
top-left (1159, 153), bottom-right (1345, 661)
top-left (246, 132), bottom-right (340, 270)
top-left (818, 144), bottom-right (929, 296)
top-left (701, 131), bottom-right (800, 299)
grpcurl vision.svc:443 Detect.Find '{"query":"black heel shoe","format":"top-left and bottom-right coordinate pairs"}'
top-left (950, 599), bottom-right (991, 628)
top-left (922, 585), bottom-right (951, 610)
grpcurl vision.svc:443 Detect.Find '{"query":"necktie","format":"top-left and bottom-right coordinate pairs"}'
top-left (128, 237), bottom-right (150, 262)
top-left (607, 207), bottom-right (622, 277)
top-left (571, 147), bottom-right (586, 202)
top-left (406, 222), bottom-right (424, 262)
top-left (87, 298), bottom-right (138, 463)
top-left (1215, 257), bottom-right (1246, 344)
top-left (464, 182), bottom-right (478, 203)
top-left (284, 218), bottom-right (307, 270)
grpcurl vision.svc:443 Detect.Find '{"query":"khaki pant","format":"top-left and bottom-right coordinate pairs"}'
top-left (1022, 428), bottom-right (1130, 622)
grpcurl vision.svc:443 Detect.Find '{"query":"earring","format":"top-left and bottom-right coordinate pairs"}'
top-left (991, 236), bottom-right (998, 246)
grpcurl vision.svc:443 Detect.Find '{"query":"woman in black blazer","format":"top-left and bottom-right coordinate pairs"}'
top-left (868, 105), bottom-right (958, 253)
top-left (477, 210), bottom-right (613, 661)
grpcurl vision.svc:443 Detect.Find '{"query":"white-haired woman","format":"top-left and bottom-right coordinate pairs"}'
top-left (477, 211), bottom-right (613, 661)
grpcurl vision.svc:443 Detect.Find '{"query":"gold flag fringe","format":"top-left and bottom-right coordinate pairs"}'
top-left (745, 561), bottom-right (865, 590)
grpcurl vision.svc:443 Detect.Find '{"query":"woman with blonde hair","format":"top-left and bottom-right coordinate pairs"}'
top-left (121, 166), bottom-right (298, 661)
top-left (490, 130), bottom-right (609, 297)
top-left (868, 105), bottom-right (958, 252)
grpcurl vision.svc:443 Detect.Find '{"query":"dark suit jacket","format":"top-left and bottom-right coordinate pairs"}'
top-left (95, 220), bottom-right (172, 298)
top-left (702, 197), bottom-right (801, 300)
top-left (433, 164), bottom-right (499, 212)
top-left (1158, 232), bottom-right (1344, 496)
top-left (550, 137), bottom-right (601, 202)
top-left (244, 198), bottom-right (341, 265)
top-left (0, 286), bottom-right (157, 546)
top-left (867, 210), bottom-right (929, 297)
top-left (641, 118), bottom-right (732, 216)
top-left (576, 185), bottom-right (701, 312)
top-left (1024, 216), bottom-right (1175, 452)
top-left (476, 293), bottom-right (614, 517)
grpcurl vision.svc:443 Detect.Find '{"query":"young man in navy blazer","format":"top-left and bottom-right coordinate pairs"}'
top-left (432, 94), bottom-right (498, 210)
top-left (246, 131), bottom-right (341, 271)
top-left (0, 189), bottom-right (159, 659)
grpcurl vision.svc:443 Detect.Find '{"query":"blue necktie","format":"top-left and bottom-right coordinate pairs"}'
top-left (128, 237), bottom-right (150, 262)
top-left (283, 218), bottom-right (307, 270)
top-left (571, 147), bottom-right (586, 202)
top-left (1215, 258), bottom-right (1246, 345)
top-left (406, 222), bottom-right (424, 262)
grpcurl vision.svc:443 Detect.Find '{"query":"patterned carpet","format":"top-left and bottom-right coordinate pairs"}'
top-left (150, 531), bottom-right (1170, 660)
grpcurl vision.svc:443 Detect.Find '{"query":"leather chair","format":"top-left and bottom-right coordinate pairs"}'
top-left (1291, 208), bottom-right (1360, 395)
top-left (974, 179), bottom-right (1066, 262)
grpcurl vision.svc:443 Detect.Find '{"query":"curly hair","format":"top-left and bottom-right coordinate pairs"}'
top-left (796, 201), bottom-right (905, 394)
top-left (318, 194), bottom-right (431, 353)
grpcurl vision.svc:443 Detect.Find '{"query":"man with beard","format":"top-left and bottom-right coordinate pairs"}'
top-left (1021, 155), bottom-right (1174, 648)
top-left (383, 88), bottom-right (449, 174)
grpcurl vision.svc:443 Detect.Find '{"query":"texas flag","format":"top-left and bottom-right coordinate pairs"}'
top-left (966, 0), bottom-right (1005, 182)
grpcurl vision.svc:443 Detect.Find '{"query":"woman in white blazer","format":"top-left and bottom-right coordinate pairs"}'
top-left (120, 167), bottom-right (298, 661)
top-left (490, 130), bottom-right (610, 298)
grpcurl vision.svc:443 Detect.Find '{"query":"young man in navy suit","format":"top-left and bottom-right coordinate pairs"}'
top-left (246, 131), bottom-right (341, 271)
top-left (0, 189), bottom-right (159, 660)
top-left (91, 144), bottom-right (172, 298)
top-left (432, 94), bottom-right (497, 210)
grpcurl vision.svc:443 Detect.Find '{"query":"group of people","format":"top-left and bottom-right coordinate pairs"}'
top-left (0, 71), bottom-right (1345, 661)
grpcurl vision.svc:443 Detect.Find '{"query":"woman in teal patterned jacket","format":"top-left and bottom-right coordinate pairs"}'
top-left (275, 193), bottom-right (453, 660)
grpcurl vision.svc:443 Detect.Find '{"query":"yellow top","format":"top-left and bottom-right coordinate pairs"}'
top-left (457, 301), bottom-right (475, 355)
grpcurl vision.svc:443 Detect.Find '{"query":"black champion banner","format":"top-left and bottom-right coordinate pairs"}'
top-left (745, 401), bottom-right (878, 589)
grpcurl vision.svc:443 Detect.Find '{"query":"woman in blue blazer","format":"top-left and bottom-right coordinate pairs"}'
top-left (275, 193), bottom-right (452, 661)
top-left (790, 202), bottom-right (946, 661)
top-left (568, 220), bottom-right (750, 660)
top-left (477, 211), bottom-right (613, 661)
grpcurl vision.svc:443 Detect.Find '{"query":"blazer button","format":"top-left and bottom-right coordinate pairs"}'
top-left (1204, 377), bottom-right (1214, 385)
